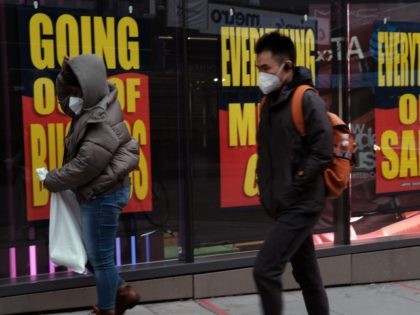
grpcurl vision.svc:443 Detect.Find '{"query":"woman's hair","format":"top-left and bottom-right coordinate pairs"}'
top-left (254, 32), bottom-right (296, 64)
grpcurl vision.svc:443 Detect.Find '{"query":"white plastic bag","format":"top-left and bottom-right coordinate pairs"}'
top-left (49, 190), bottom-right (87, 274)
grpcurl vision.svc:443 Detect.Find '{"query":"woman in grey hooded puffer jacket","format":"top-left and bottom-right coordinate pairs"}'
top-left (44, 55), bottom-right (140, 315)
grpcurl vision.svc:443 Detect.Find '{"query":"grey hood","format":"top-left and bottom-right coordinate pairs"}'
top-left (67, 54), bottom-right (109, 109)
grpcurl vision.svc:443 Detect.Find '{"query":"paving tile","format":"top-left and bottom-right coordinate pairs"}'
top-left (42, 280), bottom-right (420, 315)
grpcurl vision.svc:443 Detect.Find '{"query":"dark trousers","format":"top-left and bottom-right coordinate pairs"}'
top-left (253, 210), bottom-right (329, 315)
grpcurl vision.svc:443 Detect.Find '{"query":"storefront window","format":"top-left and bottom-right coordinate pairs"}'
top-left (2, 0), bottom-right (420, 292)
top-left (348, 2), bottom-right (420, 243)
top-left (181, 0), bottom-right (338, 256)
top-left (0, 0), bottom-right (183, 280)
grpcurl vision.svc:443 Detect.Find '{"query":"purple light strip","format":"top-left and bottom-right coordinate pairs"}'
top-left (29, 245), bottom-right (37, 276)
top-left (9, 247), bottom-right (16, 278)
top-left (145, 234), bottom-right (151, 262)
top-left (115, 237), bottom-right (121, 266)
top-left (49, 260), bottom-right (55, 274)
top-left (130, 236), bottom-right (137, 264)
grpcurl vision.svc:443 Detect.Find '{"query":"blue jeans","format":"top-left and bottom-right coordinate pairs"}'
top-left (80, 185), bottom-right (130, 310)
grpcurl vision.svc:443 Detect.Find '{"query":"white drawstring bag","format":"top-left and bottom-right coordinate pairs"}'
top-left (49, 190), bottom-right (87, 274)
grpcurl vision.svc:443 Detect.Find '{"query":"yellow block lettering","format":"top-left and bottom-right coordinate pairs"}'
top-left (56, 14), bottom-right (80, 60)
top-left (33, 77), bottom-right (56, 115)
top-left (94, 16), bottom-right (116, 69)
top-left (228, 103), bottom-right (257, 147)
top-left (30, 124), bottom-right (49, 206)
top-left (400, 32), bottom-right (409, 86)
top-left (131, 119), bottom-right (148, 200)
top-left (294, 29), bottom-right (305, 67)
top-left (399, 130), bottom-right (418, 177)
top-left (249, 27), bottom-right (260, 86)
top-left (221, 27), bottom-right (231, 87)
top-left (240, 27), bottom-right (250, 86)
top-left (118, 17), bottom-right (140, 70)
top-left (392, 33), bottom-right (401, 86)
top-left (108, 77), bottom-right (126, 110)
top-left (399, 93), bottom-right (417, 125)
top-left (377, 32), bottom-right (386, 87)
top-left (80, 16), bottom-right (93, 54)
top-left (243, 153), bottom-right (259, 197)
top-left (381, 130), bottom-right (399, 180)
top-left (229, 27), bottom-right (241, 87)
top-left (30, 13), bottom-right (54, 69)
top-left (126, 78), bottom-right (140, 113)
top-left (385, 33), bottom-right (393, 87)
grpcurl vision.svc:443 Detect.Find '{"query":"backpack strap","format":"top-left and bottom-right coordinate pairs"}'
top-left (291, 84), bottom-right (318, 136)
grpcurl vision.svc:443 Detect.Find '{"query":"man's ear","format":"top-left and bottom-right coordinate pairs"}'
top-left (283, 60), bottom-right (294, 71)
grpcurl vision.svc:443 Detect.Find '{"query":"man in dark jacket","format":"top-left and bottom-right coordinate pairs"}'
top-left (253, 32), bottom-right (332, 315)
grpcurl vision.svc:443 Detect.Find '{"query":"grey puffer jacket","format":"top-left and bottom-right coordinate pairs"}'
top-left (44, 54), bottom-right (139, 201)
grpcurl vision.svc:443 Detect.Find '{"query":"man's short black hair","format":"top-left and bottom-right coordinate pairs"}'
top-left (254, 32), bottom-right (296, 64)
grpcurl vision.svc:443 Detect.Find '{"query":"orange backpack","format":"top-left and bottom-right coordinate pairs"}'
top-left (291, 85), bottom-right (356, 198)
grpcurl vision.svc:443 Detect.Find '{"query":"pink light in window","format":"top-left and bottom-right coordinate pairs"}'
top-left (116, 237), bottom-right (121, 266)
top-left (29, 245), bottom-right (37, 276)
top-left (9, 247), bottom-right (16, 278)
top-left (49, 260), bottom-right (55, 274)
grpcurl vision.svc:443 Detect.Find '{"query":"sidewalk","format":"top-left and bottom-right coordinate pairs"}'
top-left (48, 280), bottom-right (420, 314)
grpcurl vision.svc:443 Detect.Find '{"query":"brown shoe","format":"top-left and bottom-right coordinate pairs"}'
top-left (115, 284), bottom-right (140, 315)
top-left (92, 305), bottom-right (115, 315)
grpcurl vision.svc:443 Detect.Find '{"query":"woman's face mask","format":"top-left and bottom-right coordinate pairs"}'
top-left (258, 63), bottom-right (285, 95)
top-left (69, 96), bottom-right (84, 115)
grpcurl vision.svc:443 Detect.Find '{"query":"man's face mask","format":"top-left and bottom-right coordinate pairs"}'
top-left (258, 63), bottom-right (285, 95)
top-left (69, 96), bottom-right (84, 115)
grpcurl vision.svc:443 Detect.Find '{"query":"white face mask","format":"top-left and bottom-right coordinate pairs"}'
top-left (69, 96), bottom-right (83, 115)
top-left (258, 63), bottom-right (285, 95)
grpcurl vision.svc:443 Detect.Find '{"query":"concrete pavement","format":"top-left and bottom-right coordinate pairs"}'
top-left (46, 280), bottom-right (420, 314)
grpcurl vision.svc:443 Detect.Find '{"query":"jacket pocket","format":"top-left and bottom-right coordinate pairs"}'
top-left (272, 185), bottom-right (299, 212)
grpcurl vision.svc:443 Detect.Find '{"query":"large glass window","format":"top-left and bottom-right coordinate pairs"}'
top-left (2, 0), bottom-right (420, 290)
top-left (0, 0), bottom-right (183, 280)
top-left (348, 2), bottom-right (420, 243)
top-left (183, 0), bottom-right (339, 256)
